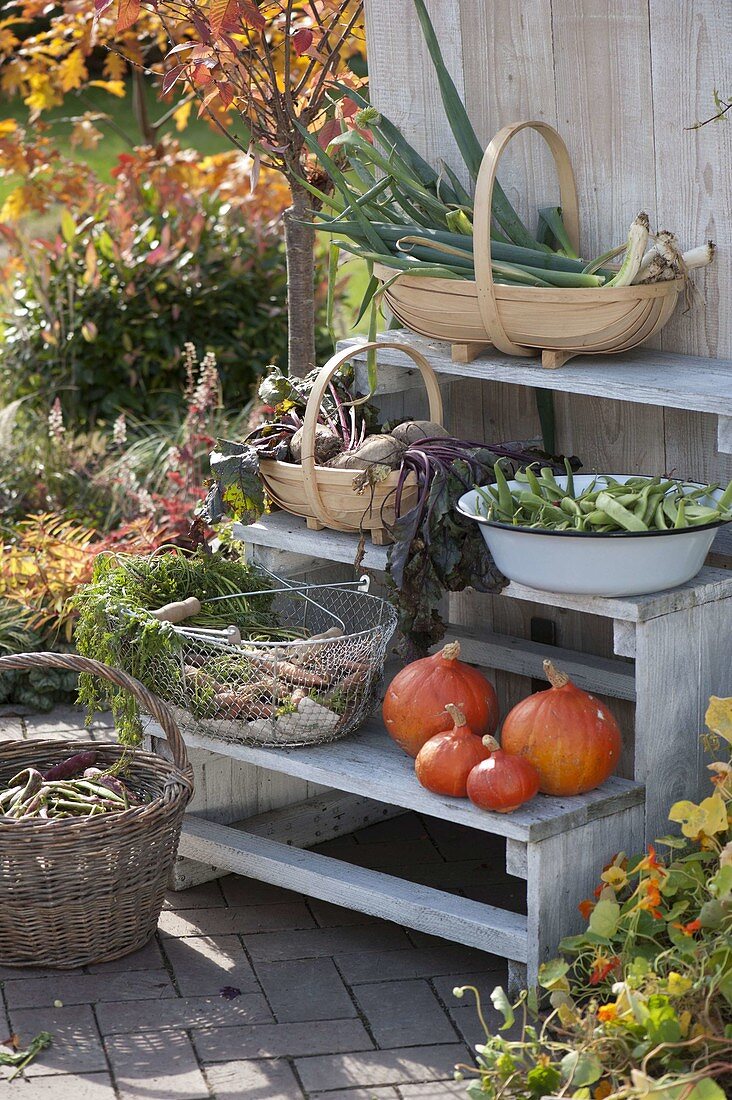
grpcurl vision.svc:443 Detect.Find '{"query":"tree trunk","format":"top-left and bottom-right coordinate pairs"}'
top-left (284, 183), bottom-right (316, 378)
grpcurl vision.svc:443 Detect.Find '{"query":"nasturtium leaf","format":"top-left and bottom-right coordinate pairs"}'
top-left (560, 1050), bottom-right (602, 1087)
top-left (644, 995), bottom-right (681, 1046)
top-left (668, 793), bottom-right (728, 840)
top-left (705, 695), bottom-right (732, 744)
top-left (699, 898), bottom-right (725, 929)
top-left (588, 898), bottom-right (620, 939)
top-left (538, 959), bottom-right (569, 989)
top-left (489, 986), bottom-right (514, 1030)
top-left (710, 864), bottom-right (732, 900)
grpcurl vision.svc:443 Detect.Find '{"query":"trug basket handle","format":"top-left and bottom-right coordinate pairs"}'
top-left (300, 341), bottom-right (444, 531)
top-left (473, 120), bottom-right (581, 356)
top-left (0, 652), bottom-right (190, 775)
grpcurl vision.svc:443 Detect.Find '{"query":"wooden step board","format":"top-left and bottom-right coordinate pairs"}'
top-left (233, 512), bottom-right (732, 623)
top-left (148, 717), bottom-right (644, 845)
top-left (180, 816), bottom-right (530, 962)
top-left (343, 330), bottom-right (732, 455)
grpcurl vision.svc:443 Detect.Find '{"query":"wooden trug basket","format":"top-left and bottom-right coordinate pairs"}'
top-left (259, 340), bottom-right (443, 545)
top-left (376, 120), bottom-right (683, 369)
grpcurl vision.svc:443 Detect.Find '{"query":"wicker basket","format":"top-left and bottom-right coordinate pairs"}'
top-left (259, 340), bottom-right (443, 544)
top-left (0, 652), bottom-right (193, 969)
top-left (376, 120), bottom-right (683, 369)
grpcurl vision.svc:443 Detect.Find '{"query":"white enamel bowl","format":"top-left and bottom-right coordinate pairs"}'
top-left (456, 474), bottom-right (727, 597)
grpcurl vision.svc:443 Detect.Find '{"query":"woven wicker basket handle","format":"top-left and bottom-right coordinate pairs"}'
top-left (0, 652), bottom-right (189, 773)
top-left (473, 120), bottom-right (580, 356)
top-left (300, 341), bottom-right (443, 531)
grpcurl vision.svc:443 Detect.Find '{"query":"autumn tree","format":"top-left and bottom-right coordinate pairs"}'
top-left (1, 0), bottom-right (366, 377)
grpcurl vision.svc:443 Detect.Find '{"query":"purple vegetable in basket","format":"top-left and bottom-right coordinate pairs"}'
top-left (43, 751), bottom-right (97, 781)
top-left (83, 769), bottom-right (137, 805)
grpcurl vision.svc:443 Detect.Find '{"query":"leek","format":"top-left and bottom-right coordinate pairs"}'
top-left (604, 213), bottom-right (650, 287)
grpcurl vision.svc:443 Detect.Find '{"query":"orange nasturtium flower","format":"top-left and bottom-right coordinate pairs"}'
top-left (594, 1082), bottom-right (613, 1100)
top-left (637, 878), bottom-right (664, 919)
top-left (673, 917), bottom-right (703, 936)
top-left (597, 1002), bottom-right (619, 1022)
top-left (590, 955), bottom-right (621, 986)
top-left (578, 898), bottom-right (595, 920)
top-left (635, 845), bottom-right (667, 877)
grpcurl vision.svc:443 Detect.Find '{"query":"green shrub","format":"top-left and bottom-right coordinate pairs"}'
top-left (1, 190), bottom-right (339, 426)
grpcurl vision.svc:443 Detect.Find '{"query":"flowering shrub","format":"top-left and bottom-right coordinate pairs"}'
top-left (454, 697), bottom-right (732, 1099)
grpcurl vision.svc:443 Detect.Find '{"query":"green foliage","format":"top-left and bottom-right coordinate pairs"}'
top-left (0, 600), bottom-right (78, 711)
top-left (72, 549), bottom-right (275, 742)
top-left (455, 697), bottom-right (732, 1098)
top-left (1, 188), bottom-right (293, 424)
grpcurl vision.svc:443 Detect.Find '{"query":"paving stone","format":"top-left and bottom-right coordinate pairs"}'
top-left (3, 968), bottom-right (176, 1010)
top-left (338, 838), bottom-right (446, 871)
top-left (219, 874), bottom-right (302, 908)
top-left (464, 879), bottom-right (527, 912)
top-left (335, 945), bottom-right (505, 985)
top-left (352, 811), bottom-right (426, 844)
top-left (7, 1005), bottom-right (108, 1076)
top-left (161, 933), bottom-right (260, 997)
top-left (0, 1072), bottom-right (116, 1097)
top-left (400, 1081), bottom-right (467, 1097)
top-left (192, 1017), bottom-right (372, 1063)
top-left (163, 881), bottom-right (227, 910)
top-left (96, 992), bottom-right (272, 1035)
top-left (253, 957), bottom-right (356, 1022)
top-left (204, 1058), bottom-right (304, 1099)
top-left (85, 937), bottom-right (165, 974)
top-left (353, 980), bottom-right (457, 1048)
top-left (310, 1090), bottom-right (398, 1100)
top-left (246, 923), bottom-right (411, 963)
top-left (430, 973), bottom-right (514, 1048)
top-left (307, 898), bottom-right (381, 928)
top-left (158, 901), bottom-right (316, 937)
top-left (379, 860), bottom-right (505, 891)
top-left (106, 1029), bottom-right (209, 1100)
top-left (312, 835), bottom-right (361, 858)
top-left (295, 1043), bottom-right (470, 1093)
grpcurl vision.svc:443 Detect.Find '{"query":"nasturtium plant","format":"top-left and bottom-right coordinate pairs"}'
top-left (452, 697), bottom-right (732, 1099)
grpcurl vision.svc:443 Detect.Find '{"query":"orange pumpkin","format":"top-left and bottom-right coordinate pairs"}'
top-left (500, 659), bottom-right (622, 796)
top-left (383, 641), bottom-right (499, 758)
top-left (466, 737), bottom-right (540, 813)
top-left (414, 704), bottom-right (492, 797)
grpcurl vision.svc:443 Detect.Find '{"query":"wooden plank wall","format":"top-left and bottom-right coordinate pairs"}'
top-left (364, 0), bottom-right (732, 760)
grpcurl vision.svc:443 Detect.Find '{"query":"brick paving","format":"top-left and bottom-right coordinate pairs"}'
top-left (0, 707), bottom-right (517, 1098)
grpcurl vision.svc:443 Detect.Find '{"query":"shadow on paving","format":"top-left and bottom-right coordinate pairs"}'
top-left (0, 707), bottom-right (519, 1098)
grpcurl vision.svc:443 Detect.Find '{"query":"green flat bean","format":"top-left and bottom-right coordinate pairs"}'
top-left (595, 492), bottom-right (648, 532)
top-left (674, 499), bottom-right (688, 529)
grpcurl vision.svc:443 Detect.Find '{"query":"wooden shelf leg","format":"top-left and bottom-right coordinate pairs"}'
top-left (541, 348), bottom-right (576, 369)
top-left (634, 598), bottom-right (732, 844)
top-left (523, 802), bottom-right (644, 990)
top-left (451, 342), bottom-right (493, 364)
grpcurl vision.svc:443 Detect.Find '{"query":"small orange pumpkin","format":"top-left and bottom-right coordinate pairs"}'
top-left (414, 704), bottom-right (492, 797)
top-left (383, 640), bottom-right (499, 758)
top-left (466, 737), bottom-right (540, 813)
top-left (500, 659), bottom-right (622, 796)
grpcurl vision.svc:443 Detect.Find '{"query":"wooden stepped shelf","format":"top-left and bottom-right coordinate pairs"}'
top-left (233, 512), bottom-right (732, 622)
top-left (342, 331), bottom-right (732, 453)
top-left (148, 718), bottom-right (644, 845)
top-left (180, 816), bottom-right (530, 962)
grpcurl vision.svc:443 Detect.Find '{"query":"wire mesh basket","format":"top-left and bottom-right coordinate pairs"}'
top-left (117, 574), bottom-right (397, 748)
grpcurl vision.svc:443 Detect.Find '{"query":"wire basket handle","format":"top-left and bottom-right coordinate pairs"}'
top-left (0, 652), bottom-right (189, 773)
top-left (301, 340), bottom-right (444, 531)
top-left (473, 120), bottom-right (581, 356)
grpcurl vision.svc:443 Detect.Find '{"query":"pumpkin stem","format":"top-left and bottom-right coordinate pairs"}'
top-left (441, 641), bottom-right (461, 662)
top-left (445, 702), bottom-right (466, 728)
top-left (543, 659), bottom-right (570, 688)
top-left (482, 735), bottom-right (501, 752)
